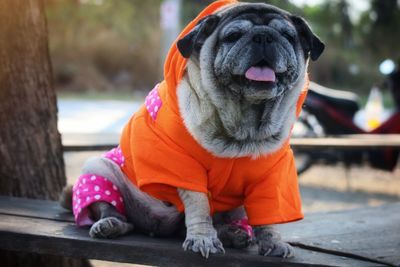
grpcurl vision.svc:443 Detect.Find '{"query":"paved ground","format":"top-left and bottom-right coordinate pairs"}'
top-left (60, 99), bottom-right (400, 267)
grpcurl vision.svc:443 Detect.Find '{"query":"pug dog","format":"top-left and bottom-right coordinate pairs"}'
top-left (60, 0), bottom-right (324, 259)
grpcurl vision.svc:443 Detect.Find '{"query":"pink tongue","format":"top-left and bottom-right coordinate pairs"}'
top-left (245, 66), bottom-right (276, 82)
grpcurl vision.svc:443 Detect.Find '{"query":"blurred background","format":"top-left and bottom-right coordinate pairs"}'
top-left (46, 0), bottom-right (400, 101)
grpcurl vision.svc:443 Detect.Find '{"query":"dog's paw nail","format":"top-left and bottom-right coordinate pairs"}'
top-left (283, 244), bottom-right (295, 258)
top-left (182, 239), bottom-right (193, 251)
top-left (89, 217), bottom-right (133, 239)
top-left (199, 246), bottom-right (208, 258)
top-left (259, 240), bottom-right (294, 258)
top-left (182, 236), bottom-right (225, 258)
top-left (214, 239), bottom-right (225, 254)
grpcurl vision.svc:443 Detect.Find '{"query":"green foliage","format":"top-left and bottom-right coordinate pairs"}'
top-left (46, 0), bottom-right (162, 92)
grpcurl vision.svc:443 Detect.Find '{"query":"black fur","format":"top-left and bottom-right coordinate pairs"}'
top-left (177, 15), bottom-right (220, 58)
top-left (290, 15), bottom-right (325, 61)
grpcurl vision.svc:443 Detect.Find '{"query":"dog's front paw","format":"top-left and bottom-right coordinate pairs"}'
top-left (183, 234), bottom-right (225, 258)
top-left (89, 217), bottom-right (134, 239)
top-left (258, 239), bottom-right (294, 258)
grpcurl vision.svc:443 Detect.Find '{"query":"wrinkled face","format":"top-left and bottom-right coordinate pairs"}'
top-left (177, 4), bottom-right (324, 102)
top-left (213, 12), bottom-right (305, 101)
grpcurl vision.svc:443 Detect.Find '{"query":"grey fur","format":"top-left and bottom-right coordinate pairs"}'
top-left (177, 3), bottom-right (309, 158)
top-left (82, 157), bottom-right (183, 236)
top-left (90, 216), bottom-right (134, 239)
top-left (254, 225), bottom-right (294, 258)
top-left (178, 189), bottom-right (224, 258)
top-left (59, 185), bottom-right (73, 210)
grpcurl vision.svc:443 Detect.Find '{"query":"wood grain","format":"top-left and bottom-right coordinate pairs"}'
top-left (0, 196), bottom-right (398, 266)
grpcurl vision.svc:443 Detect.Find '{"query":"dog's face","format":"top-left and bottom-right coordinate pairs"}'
top-left (177, 3), bottom-right (324, 157)
top-left (178, 3), bottom-right (324, 102)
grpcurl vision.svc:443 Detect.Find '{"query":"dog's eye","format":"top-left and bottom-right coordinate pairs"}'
top-left (282, 32), bottom-right (295, 43)
top-left (223, 32), bottom-right (243, 43)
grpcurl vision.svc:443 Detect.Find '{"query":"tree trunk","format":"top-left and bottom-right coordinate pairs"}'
top-left (0, 0), bottom-right (89, 266)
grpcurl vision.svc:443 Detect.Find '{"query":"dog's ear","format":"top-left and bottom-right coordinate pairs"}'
top-left (177, 15), bottom-right (220, 58)
top-left (290, 15), bottom-right (325, 61)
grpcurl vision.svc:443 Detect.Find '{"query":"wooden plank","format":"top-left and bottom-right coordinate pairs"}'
top-left (0, 214), bottom-right (360, 267)
top-left (61, 134), bottom-right (400, 152)
top-left (277, 204), bottom-right (400, 266)
top-left (0, 197), bottom-right (386, 267)
top-left (0, 196), bottom-right (74, 222)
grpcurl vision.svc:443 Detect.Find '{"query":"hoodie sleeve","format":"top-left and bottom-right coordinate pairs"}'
top-left (244, 148), bottom-right (303, 225)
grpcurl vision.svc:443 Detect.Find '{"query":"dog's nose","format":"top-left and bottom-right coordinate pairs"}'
top-left (252, 33), bottom-right (273, 44)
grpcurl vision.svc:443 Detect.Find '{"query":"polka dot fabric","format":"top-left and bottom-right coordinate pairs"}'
top-left (103, 146), bottom-right (125, 168)
top-left (145, 84), bottom-right (162, 120)
top-left (72, 147), bottom-right (126, 226)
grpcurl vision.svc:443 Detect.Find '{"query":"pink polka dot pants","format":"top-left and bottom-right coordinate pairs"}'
top-left (72, 146), bottom-right (126, 226)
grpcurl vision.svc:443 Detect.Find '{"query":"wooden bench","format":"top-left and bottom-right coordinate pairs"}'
top-left (0, 196), bottom-right (398, 266)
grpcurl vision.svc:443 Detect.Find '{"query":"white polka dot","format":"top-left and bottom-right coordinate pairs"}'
top-left (113, 185), bottom-right (118, 191)
top-left (86, 196), bottom-right (90, 202)
top-left (76, 190), bottom-right (80, 195)
top-left (146, 105), bottom-right (150, 110)
top-left (82, 178), bottom-right (86, 184)
top-left (150, 112), bottom-right (154, 117)
top-left (157, 96), bottom-right (160, 100)
top-left (73, 196), bottom-right (77, 201)
top-left (74, 204), bottom-right (78, 209)
top-left (94, 185), bottom-right (100, 192)
top-left (154, 105), bottom-right (159, 112)
top-left (151, 99), bottom-right (155, 104)
top-left (79, 183), bottom-right (82, 187)
top-left (78, 208), bottom-right (82, 213)
top-left (113, 157), bottom-right (118, 161)
top-left (83, 188), bottom-right (88, 192)
top-left (90, 175), bottom-right (96, 181)
top-left (111, 201), bottom-right (117, 206)
top-left (95, 195), bottom-right (101, 200)
top-left (78, 199), bottom-right (81, 204)
top-left (119, 197), bottom-right (123, 202)
top-left (105, 190), bottom-right (111, 196)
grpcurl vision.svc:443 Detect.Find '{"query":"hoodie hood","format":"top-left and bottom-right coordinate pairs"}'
top-left (162, 0), bottom-right (238, 115)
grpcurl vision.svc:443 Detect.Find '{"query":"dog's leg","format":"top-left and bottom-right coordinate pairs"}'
top-left (88, 202), bottom-right (133, 238)
top-left (83, 157), bottom-right (183, 237)
top-left (213, 206), bottom-right (253, 249)
top-left (178, 189), bottom-right (224, 258)
top-left (79, 157), bottom-right (134, 239)
top-left (254, 225), bottom-right (294, 258)
top-left (59, 183), bottom-right (133, 238)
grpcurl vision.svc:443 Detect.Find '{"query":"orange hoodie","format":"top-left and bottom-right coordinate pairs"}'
top-left (120, 0), bottom-right (306, 226)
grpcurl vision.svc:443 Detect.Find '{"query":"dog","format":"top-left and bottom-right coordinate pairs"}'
top-left (60, 0), bottom-right (324, 259)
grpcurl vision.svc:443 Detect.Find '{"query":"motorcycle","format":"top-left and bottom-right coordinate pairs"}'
top-left (293, 79), bottom-right (400, 175)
